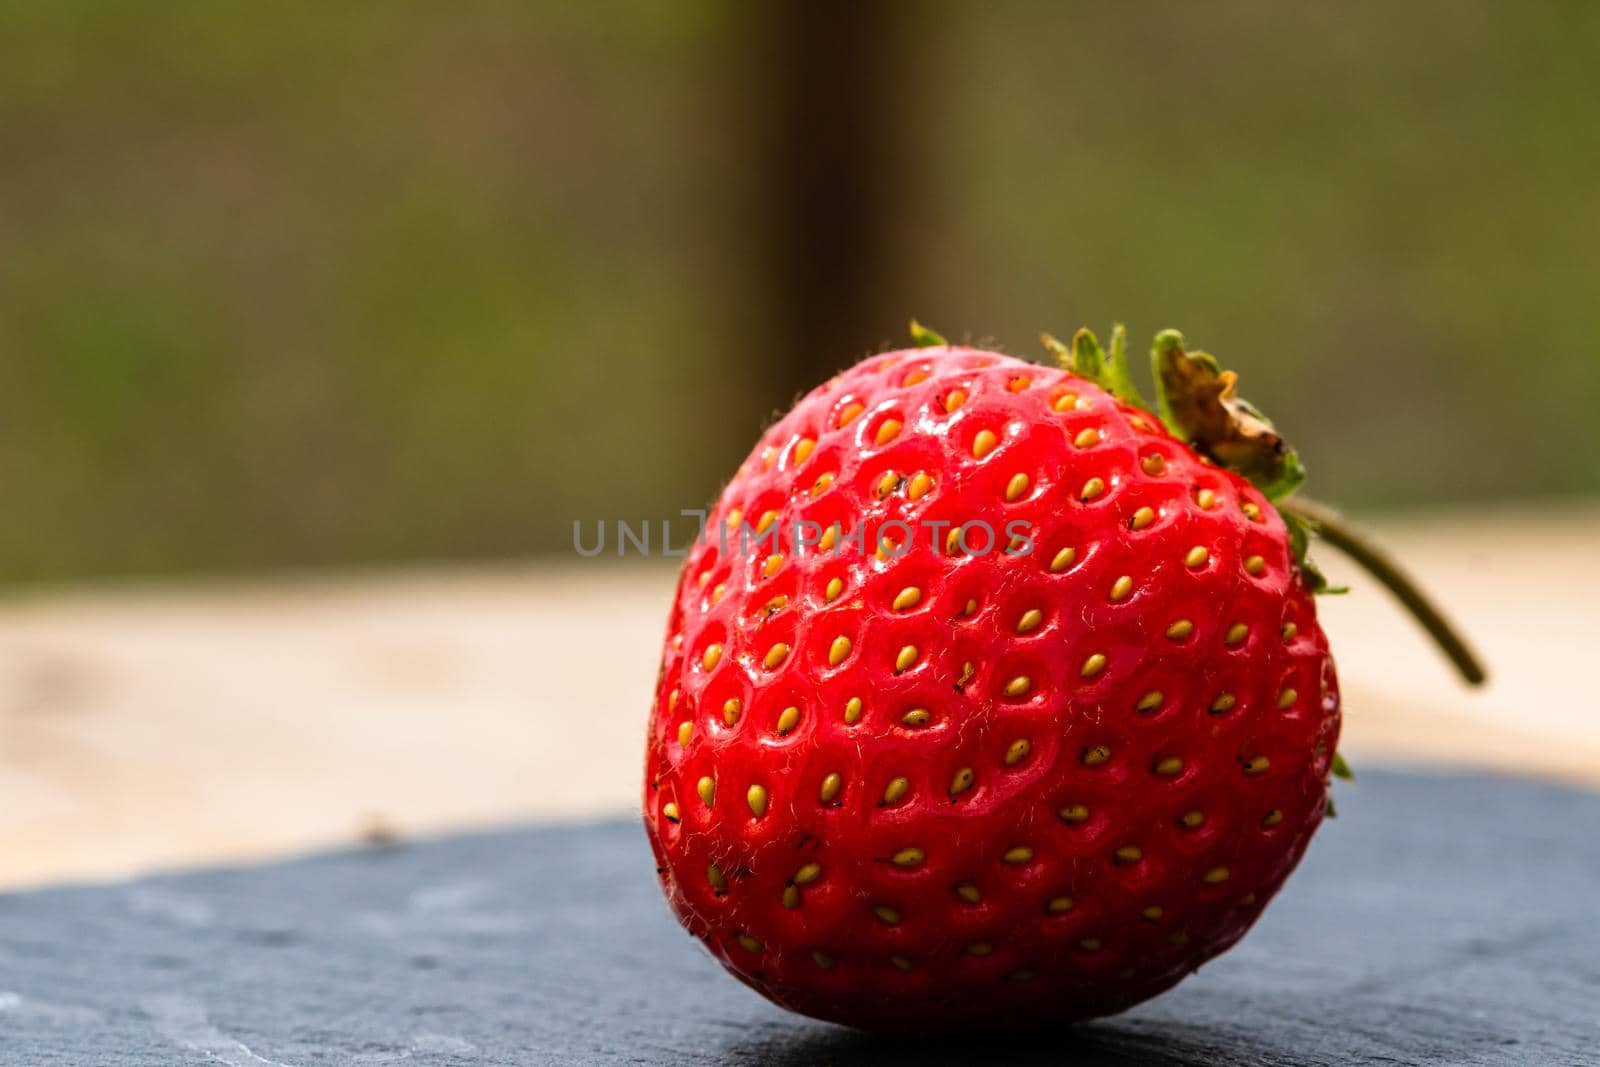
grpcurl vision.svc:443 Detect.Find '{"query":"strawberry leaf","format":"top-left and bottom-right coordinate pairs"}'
top-left (1040, 331), bottom-right (1072, 369)
top-left (1070, 328), bottom-right (1107, 381)
top-left (1041, 326), bottom-right (1147, 408)
top-left (1104, 323), bottom-right (1148, 408)
top-left (908, 319), bottom-right (947, 348)
top-left (1150, 329), bottom-right (1305, 502)
top-left (1281, 507), bottom-right (1345, 595)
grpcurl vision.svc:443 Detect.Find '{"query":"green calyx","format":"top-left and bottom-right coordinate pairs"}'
top-left (1280, 507), bottom-right (1344, 596)
top-left (1041, 324), bottom-right (1148, 410)
top-left (912, 322), bottom-right (1301, 506)
top-left (908, 319), bottom-right (947, 348)
top-left (1049, 323), bottom-right (1324, 583)
top-left (1148, 329), bottom-right (1305, 502)
top-left (1034, 320), bottom-right (1486, 689)
top-left (907, 315), bottom-right (1483, 786)
top-left (1043, 324), bottom-right (1304, 502)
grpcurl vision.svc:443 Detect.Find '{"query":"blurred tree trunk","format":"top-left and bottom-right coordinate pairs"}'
top-left (745, 0), bottom-right (905, 409)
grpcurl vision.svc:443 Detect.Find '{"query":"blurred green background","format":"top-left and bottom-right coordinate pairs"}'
top-left (1, 1), bottom-right (1595, 585)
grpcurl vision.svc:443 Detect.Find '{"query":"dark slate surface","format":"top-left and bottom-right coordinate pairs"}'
top-left (2, 771), bottom-right (1598, 1066)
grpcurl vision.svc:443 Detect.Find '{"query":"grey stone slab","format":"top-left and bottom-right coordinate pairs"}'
top-left (2, 771), bottom-right (1597, 1066)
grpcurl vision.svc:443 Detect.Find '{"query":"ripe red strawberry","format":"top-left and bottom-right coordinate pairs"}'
top-left (642, 323), bottom-right (1481, 1030)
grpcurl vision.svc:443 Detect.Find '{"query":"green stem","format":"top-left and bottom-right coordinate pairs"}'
top-left (1278, 498), bottom-right (1487, 686)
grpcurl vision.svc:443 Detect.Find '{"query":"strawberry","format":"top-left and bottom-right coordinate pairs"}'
top-left (642, 322), bottom-right (1482, 1030)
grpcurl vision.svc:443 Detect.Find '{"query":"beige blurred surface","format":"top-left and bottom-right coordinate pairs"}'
top-left (1, 506), bottom-right (1596, 891)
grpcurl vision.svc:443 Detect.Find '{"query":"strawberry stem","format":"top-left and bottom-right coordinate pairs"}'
top-left (1278, 497), bottom-right (1487, 686)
